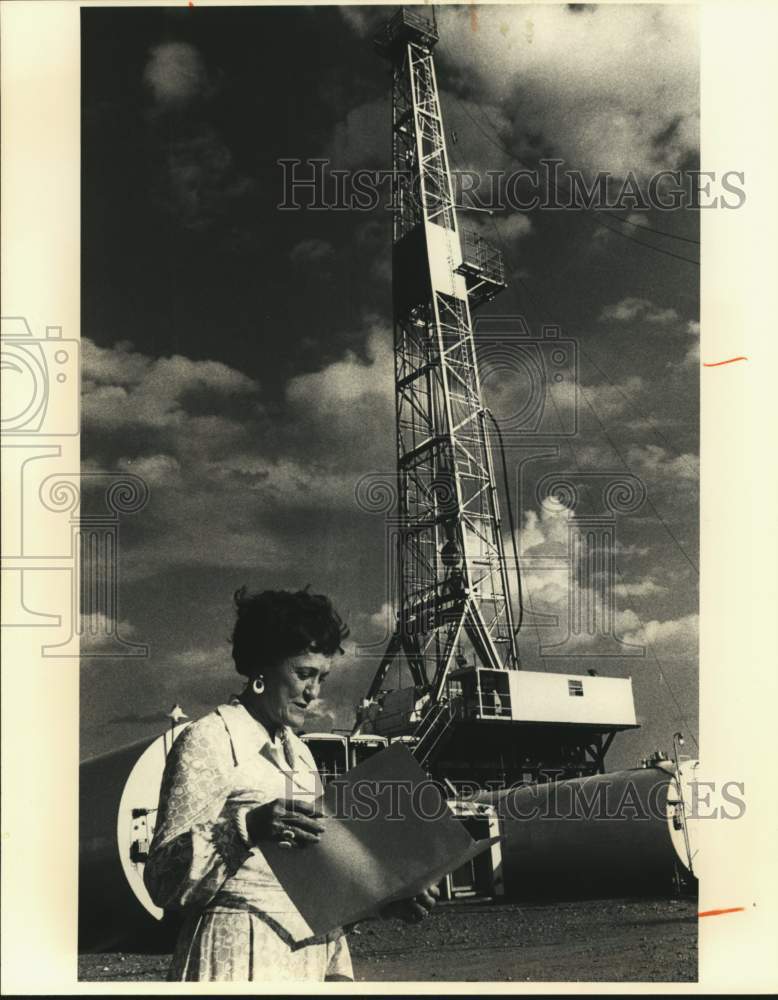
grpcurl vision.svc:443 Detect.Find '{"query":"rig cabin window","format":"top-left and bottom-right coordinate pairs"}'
top-left (568, 679), bottom-right (584, 697)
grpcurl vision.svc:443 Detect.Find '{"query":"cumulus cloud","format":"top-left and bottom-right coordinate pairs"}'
top-left (82, 338), bottom-right (260, 431)
top-left (585, 376), bottom-right (645, 421)
top-left (620, 612), bottom-right (698, 655)
top-left (81, 324), bottom-right (400, 581)
top-left (369, 600), bottom-right (396, 630)
top-left (435, 4), bottom-right (698, 179)
top-left (80, 612), bottom-right (137, 654)
top-left (143, 42), bottom-right (209, 108)
top-left (599, 297), bottom-right (679, 325)
top-left (285, 321), bottom-right (395, 461)
top-left (504, 499), bottom-right (655, 659)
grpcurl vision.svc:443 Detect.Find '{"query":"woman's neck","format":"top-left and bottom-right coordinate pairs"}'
top-left (240, 692), bottom-right (283, 739)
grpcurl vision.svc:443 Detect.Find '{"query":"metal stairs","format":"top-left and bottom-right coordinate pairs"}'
top-left (413, 697), bottom-right (462, 767)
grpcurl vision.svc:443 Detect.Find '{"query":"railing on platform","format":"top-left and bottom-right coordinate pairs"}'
top-left (374, 7), bottom-right (439, 56)
top-left (459, 229), bottom-right (505, 286)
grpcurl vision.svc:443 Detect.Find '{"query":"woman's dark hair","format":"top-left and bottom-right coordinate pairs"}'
top-left (231, 586), bottom-right (349, 677)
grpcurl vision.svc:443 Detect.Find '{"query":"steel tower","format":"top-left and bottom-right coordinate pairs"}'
top-left (361, 8), bottom-right (519, 727)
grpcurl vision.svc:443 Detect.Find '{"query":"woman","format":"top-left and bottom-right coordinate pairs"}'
top-left (144, 586), bottom-right (438, 982)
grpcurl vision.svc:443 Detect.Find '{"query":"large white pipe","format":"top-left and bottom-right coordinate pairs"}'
top-left (483, 762), bottom-right (698, 898)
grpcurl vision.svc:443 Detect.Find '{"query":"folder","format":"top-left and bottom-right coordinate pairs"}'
top-left (261, 743), bottom-right (497, 941)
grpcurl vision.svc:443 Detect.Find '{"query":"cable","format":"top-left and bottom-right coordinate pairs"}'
top-left (471, 184), bottom-right (701, 741)
top-left (447, 89), bottom-right (700, 265)
top-left (483, 203), bottom-right (701, 488)
top-left (593, 209), bottom-right (701, 247)
top-left (476, 103), bottom-right (701, 249)
top-left (577, 347), bottom-right (699, 483)
top-left (533, 340), bottom-right (701, 750)
top-left (501, 265), bottom-right (701, 749)
top-left (472, 195), bottom-right (701, 576)
top-left (577, 383), bottom-right (699, 577)
top-left (445, 93), bottom-right (699, 739)
top-left (484, 407), bottom-right (524, 637)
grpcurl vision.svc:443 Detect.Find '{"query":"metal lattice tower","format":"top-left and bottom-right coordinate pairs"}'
top-left (363, 8), bottom-right (519, 719)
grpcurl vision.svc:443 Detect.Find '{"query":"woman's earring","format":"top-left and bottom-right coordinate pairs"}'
top-left (252, 675), bottom-right (265, 695)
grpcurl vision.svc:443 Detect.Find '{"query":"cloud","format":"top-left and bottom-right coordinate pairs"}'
top-left (285, 321), bottom-right (395, 463)
top-left (325, 97), bottom-right (388, 169)
top-left (290, 238), bottom-right (336, 265)
top-left (141, 43), bottom-right (252, 235)
top-left (469, 211), bottom-right (532, 244)
top-left (585, 375), bottom-right (645, 421)
top-left (505, 500), bottom-right (663, 660)
top-left (592, 212), bottom-right (650, 244)
top-left (143, 42), bottom-right (209, 108)
top-left (303, 697), bottom-right (338, 731)
top-left (625, 212), bottom-right (649, 229)
top-left (680, 320), bottom-right (700, 367)
top-left (338, 7), bottom-right (381, 38)
top-left (435, 4), bottom-right (698, 179)
top-left (620, 612), bottom-right (698, 655)
top-left (625, 443), bottom-right (699, 483)
top-left (159, 126), bottom-right (253, 232)
top-left (369, 601), bottom-right (395, 630)
top-left (82, 338), bottom-right (260, 431)
top-left (614, 578), bottom-right (666, 598)
top-left (81, 324), bottom-right (399, 581)
top-left (599, 297), bottom-right (679, 325)
top-left (518, 499), bottom-right (570, 557)
top-left (80, 613), bottom-right (137, 654)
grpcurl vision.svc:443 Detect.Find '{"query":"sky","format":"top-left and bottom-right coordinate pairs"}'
top-left (80, 3), bottom-right (700, 767)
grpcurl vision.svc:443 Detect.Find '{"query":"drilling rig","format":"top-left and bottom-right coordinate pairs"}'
top-left (353, 7), bottom-right (638, 789)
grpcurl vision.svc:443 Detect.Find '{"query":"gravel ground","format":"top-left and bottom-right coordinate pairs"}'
top-left (79, 896), bottom-right (697, 983)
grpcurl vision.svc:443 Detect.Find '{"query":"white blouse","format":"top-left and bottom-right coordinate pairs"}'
top-left (144, 701), bottom-right (353, 982)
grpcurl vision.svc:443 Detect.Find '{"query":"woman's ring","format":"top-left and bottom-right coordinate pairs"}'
top-left (279, 827), bottom-right (296, 848)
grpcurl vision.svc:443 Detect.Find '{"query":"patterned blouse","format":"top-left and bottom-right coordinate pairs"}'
top-left (144, 701), bottom-right (353, 982)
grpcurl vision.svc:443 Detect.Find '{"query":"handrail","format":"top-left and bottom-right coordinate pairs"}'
top-left (414, 697), bottom-right (464, 765)
top-left (459, 229), bottom-right (505, 285)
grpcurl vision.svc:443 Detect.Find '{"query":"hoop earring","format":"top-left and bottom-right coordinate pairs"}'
top-left (251, 675), bottom-right (265, 695)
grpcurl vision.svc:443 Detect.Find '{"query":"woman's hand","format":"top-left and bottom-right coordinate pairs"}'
top-left (380, 883), bottom-right (440, 923)
top-left (245, 798), bottom-right (325, 848)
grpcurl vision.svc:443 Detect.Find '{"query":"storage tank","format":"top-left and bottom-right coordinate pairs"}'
top-left (487, 760), bottom-right (698, 898)
top-left (79, 726), bottom-right (188, 951)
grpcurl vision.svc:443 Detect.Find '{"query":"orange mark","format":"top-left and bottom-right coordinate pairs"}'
top-left (698, 907), bottom-right (745, 917)
top-left (470, 2), bottom-right (479, 32)
top-left (703, 357), bottom-right (748, 367)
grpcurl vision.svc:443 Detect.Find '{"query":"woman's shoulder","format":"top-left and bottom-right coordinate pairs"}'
top-left (169, 708), bottom-right (232, 758)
